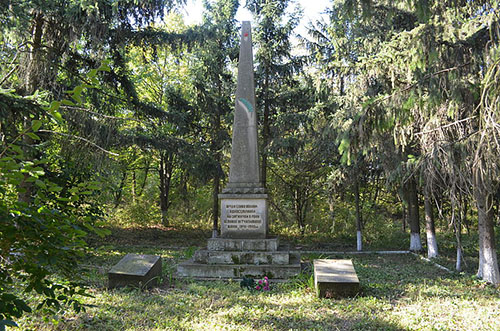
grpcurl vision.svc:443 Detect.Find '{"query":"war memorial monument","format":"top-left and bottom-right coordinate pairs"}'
top-left (177, 21), bottom-right (301, 279)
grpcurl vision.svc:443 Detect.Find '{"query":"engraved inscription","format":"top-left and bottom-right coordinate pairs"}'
top-left (225, 203), bottom-right (262, 230)
top-left (221, 199), bottom-right (266, 236)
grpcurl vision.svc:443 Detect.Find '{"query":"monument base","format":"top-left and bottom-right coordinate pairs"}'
top-left (207, 237), bottom-right (279, 251)
top-left (177, 237), bottom-right (301, 280)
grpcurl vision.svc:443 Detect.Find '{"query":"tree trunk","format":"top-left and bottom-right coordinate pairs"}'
top-left (159, 151), bottom-right (173, 227)
top-left (407, 177), bottom-right (422, 251)
top-left (402, 203), bottom-right (407, 232)
top-left (179, 168), bottom-right (189, 208)
top-left (328, 192), bottom-right (336, 232)
top-left (19, 12), bottom-right (45, 204)
top-left (295, 188), bottom-right (306, 236)
top-left (114, 170), bottom-right (127, 208)
top-left (354, 179), bottom-right (363, 251)
top-left (302, 196), bottom-right (310, 236)
top-left (24, 11), bottom-right (44, 94)
top-left (399, 192), bottom-right (407, 232)
top-left (455, 214), bottom-right (463, 272)
top-left (463, 199), bottom-right (470, 235)
top-left (132, 170), bottom-right (136, 204)
top-left (474, 182), bottom-right (500, 284)
top-left (424, 193), bottom-right (438, 258)
top-left (137, 157), bottom-right (151, 197)
top-left (212, 173), bottom-right (220, 238)
top-left (210, 101), bottom-right (222, 237)
top-left (261, 74), bottom-right (270, 188)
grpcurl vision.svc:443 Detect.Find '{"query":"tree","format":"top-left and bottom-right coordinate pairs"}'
top-left (0, 0), bottom-right (198, 324)
top-left (0, 70), bottom-right (110, 327)
top-left (327, 0), bottom-right (500, 282)
top-left (246, 0), bottom-right (302, 188)
top-left (192, 0), bottom-right (239, 236)
top-left (267, 77), bottom-right (335, 235)
top-left (126, 14), bottom-right (198, 226)
top-left (306, 0), bottom-right (422, 250)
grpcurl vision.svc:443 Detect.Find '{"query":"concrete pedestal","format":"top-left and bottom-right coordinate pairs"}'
top-left (207, 237), bottom-right (279, 251)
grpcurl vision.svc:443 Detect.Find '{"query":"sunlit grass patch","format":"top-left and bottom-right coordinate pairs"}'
top-left (17, 248), bottom-right (500, 330)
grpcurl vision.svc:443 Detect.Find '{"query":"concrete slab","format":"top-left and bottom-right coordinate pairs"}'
top-left (314, 259), bottom-right (359, 298)
top-left (108, 254), bottom-right (162, 289)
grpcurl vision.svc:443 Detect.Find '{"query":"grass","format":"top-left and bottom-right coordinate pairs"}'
top-left (15, 227), bottom-right (500, 331)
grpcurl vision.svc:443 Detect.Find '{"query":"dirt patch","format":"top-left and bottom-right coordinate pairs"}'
top-left (88, 225), bottom-right (210, 248)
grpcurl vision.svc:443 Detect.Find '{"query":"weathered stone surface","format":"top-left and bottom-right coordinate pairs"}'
top-left (225, 21), bottom-right (262, 192)
top-left (314, 259), bottom-right (359, 298)
top-left (207, 237), bottom-right (279, 251)
top-left (108, 254), bottom-right (162, 289)
top-left (177, 253), bottom-right (300, 279)
top-left (221, 186), bottom-right (266, 194)
top-left (194, 249), bottom-right (290, 265)
top-left (220, 195), bottom-right (268, 239)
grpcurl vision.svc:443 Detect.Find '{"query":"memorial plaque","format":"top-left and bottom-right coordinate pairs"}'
top-left (221, 198), bottom-right (267, 238)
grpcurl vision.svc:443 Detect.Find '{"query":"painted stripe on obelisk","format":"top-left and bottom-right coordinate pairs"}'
top-left (237, 98), bottom-right (254, 113)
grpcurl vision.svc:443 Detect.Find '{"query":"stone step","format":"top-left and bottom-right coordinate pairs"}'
top-left (177, 254), bottom-right (301, 279)
top-left (193, 249), bottom-right (291, 265)
top-left (207, 237), bottom-right (279, 251)
top-left (313, 259), bottom-right (359, 298)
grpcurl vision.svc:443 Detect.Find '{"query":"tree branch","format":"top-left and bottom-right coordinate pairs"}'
top-left (375, 62), bottom-right (473, 105)
top-left (39, 129), bottom-right (119, 156)
top-left (415, 116), bottom-right (477, 136)
top-left (60, 105), bottom-right (141, 122)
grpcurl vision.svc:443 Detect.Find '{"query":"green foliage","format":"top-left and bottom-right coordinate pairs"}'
top-left (0, 62), bottom-right (113, 325)
top-left (0, 134), bottom-right (92, 324)
top-left (239, 277), bottom-right (256, 290)
top-left (3, 1), bottom-right (500, 324)
top-left (110, 199), bottom-right (161, 227)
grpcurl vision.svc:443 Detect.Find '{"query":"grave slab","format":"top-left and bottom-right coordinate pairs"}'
top-left (108, 254), bottom-right (162, 289)
top-left (314, 259), bottom-right (359, 298)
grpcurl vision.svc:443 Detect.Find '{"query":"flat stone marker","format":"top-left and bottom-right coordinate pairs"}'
top-left (108, 254), bottom-right (162, 289)
top-left (314, 259), bottom-right (359, 298)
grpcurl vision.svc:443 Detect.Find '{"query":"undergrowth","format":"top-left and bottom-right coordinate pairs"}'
top-left (16, 237), bottom-right (500, 331)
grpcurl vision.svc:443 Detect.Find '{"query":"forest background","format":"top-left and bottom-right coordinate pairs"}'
top-left (1, 0), bottom-right (500, 327)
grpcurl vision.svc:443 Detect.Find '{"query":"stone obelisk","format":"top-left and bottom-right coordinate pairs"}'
top-left (219, 21), bottom-right (268, 239)
top-left (176, 22), bottom-right (300, 280)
